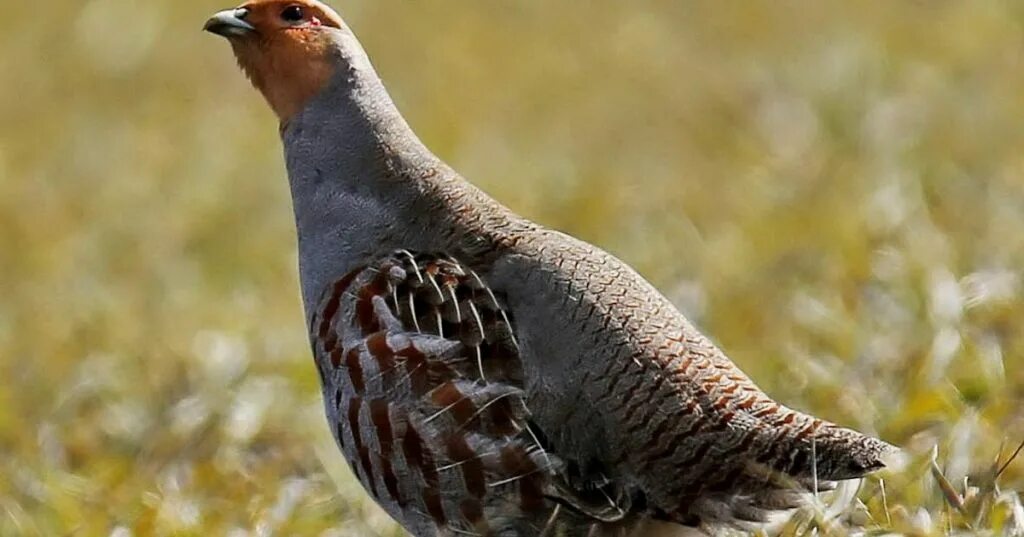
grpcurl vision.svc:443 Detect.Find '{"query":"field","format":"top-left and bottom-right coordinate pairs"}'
top-left (1, 1), bottom-right (1023, 535)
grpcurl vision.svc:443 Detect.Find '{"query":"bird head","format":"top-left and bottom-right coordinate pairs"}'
top-left (205, 0), bottom-right (348, 123)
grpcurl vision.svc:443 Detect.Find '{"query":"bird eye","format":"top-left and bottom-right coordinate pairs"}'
top-left (280, 5), bottom-right (304, 22)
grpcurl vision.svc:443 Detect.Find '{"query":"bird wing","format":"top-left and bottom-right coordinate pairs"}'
top-left (486, 230), bottom-right (895, 528)
top-left (309, 250), bottom-right (628, 537)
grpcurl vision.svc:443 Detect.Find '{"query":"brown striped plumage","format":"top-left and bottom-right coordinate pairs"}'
top-left (311, 252), bottom-right (608, 535)
top-left (309, 254), bottom-right (598, 532)
top-left (307, 248), bottom-right (891, 536)
top-left (206, 2), bottom-right (896, 535)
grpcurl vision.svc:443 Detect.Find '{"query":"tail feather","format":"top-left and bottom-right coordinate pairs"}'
top-left (797, 422), bottom-right (896, 481)
top-left (663, 406), bottom-right (896, 527)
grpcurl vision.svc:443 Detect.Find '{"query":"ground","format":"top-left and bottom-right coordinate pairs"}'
top-left (1, 1), bottom-right (1022, 535)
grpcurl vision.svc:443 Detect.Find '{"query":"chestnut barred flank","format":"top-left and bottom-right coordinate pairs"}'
top-left (312, 253), bottom-right (569, 535)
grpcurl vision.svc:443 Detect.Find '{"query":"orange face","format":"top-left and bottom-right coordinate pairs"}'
top-left (205, 0), bottom-right (346, 123)
top-left (207, 0), bottom-right (343, 37)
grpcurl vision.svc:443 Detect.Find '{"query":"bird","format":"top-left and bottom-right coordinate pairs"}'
top-left (205, 1), bottom-right (896, 535)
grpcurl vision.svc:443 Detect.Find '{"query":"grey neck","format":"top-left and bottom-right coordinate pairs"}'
top-left (280, 28), bottom-right (525, 320)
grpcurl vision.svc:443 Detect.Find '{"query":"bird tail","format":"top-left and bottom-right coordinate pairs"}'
top-left (671, 405), bottom-right (897, 528)
top-left (804, 421), bottom-right (897, 481)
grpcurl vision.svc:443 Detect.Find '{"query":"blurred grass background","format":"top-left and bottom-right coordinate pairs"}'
top-left (2, 0), bottom-right (1024, 535)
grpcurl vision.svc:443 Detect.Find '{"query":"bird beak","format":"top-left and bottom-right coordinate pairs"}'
top-left (204, 8), bottom-right (255, 37)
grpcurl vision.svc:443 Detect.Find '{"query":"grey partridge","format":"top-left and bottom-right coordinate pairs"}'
top-left (205, 1), bottom-right (895, 535)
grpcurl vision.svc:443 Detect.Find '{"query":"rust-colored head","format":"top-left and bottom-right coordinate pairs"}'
top-left (205, 0), bottom-right (346, 123)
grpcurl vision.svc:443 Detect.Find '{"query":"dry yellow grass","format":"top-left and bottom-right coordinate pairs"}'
top-left (1, 1), bottom-right (1022, 535)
